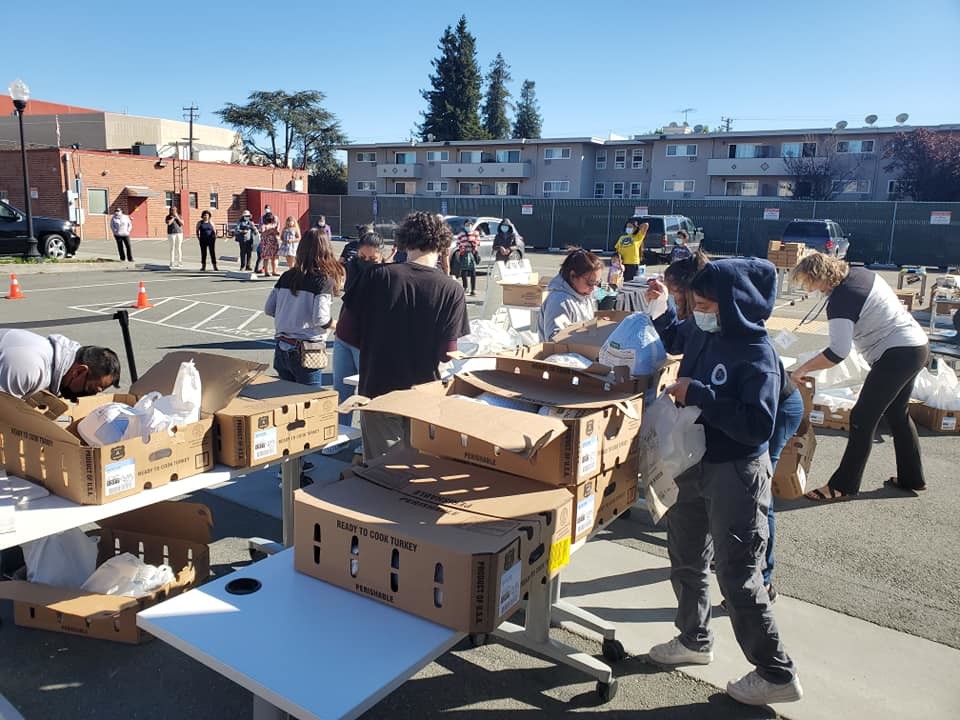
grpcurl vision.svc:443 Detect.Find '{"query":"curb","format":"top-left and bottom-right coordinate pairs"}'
top-left (0, 259), bottom-right (133, 275)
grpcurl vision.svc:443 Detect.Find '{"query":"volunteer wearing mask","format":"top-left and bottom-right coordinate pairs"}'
top-left (614, 220), bottom-right (649, 282)
top-left (454, 220), bottom-right (481, 296)
top-left (492, 218), bottom-right (520, 261)
top-left (644, 258), bottom-right (802, 707)
top-left (538, 248), bottom-right (602, 341)
top-left (791, 253), bottom-right (929, 500)
top-left (316, 215), bottom-right (333, 242)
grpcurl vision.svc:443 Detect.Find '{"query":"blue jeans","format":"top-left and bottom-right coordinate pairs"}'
top-left (765, 388), bottom-right (805, 585)
top-left (273, 342), bottom-right (325, 386)
top-left (333, 337), bottom-right (361, 425)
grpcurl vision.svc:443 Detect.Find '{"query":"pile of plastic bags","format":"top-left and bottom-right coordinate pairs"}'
top-left (912, 363), bottom-right (960, 411)
top-left (599, 313), bottom-right (667, 376)
top-left (796, 348), bottom-right (870, 411)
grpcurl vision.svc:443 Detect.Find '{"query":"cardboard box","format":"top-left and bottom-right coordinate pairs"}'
top-left (294, 472), bottom-right (546, 633)
top-left (909, 402), bottom-right (960, 434)
top-left (499, 342), bottom-right (662, 394)
top-left (551, 311), bottom-right (632, 350)
top-left (809, 402), bottom-right (850, 432)
top-left (349, 359), bottom-right (643, 486)
top-left (216, 376), bottom-right (339, 467)
top-left (772, 426), bottom-right (817, 499)
top-left (570, 461), bottom-right (639, 543)
top-left (0, 502), bottom-right (211, 643)
top-left (795, 376), bottom-right (816, 436)
top-left (500, 282), bottom-right (548, 308)
top-left (0, 353), bottom-right (265, 504)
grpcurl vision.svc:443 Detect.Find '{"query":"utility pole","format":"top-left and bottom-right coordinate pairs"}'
top-left (182, 104), bottom-right (198, 159)
top-left (720, 116), bottom-right (733, 133)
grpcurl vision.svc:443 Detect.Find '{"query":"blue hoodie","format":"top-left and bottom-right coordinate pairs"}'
top-left (653, 258), bottom-right (780, 463)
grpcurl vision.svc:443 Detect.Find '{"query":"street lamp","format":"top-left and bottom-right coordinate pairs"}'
top-left (8, 79), bottom-right (40, 259)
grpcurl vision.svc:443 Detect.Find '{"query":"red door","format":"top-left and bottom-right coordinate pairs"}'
top-left (128, 198), bottom-right (148, 238)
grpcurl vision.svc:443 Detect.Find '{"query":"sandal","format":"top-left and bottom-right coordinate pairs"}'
top-left (804, 486), bottom-right (851, 502)
top-left (884, 477), bottom-right (927, 493)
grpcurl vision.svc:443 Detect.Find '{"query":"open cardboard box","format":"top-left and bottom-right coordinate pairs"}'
top-left (294, 469), bottom-right (551, 633)
top-left (344, 357), bottom-right (643, 486)
top-left (570, 460), bottom-right (639, 543)
top-left (772, 425), bottom-right (817, 499)
top-left (0, 501), bottom-right (212, 643)
top-left (0, 352), bottom-right (265, 504)
top-left (909, 401), bottom-right (960, 434)
top-left (216, 376), bottom-right (339, 467)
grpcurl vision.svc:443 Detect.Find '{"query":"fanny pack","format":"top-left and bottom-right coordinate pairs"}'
top-left (279, 336), bottom-right (327, 369)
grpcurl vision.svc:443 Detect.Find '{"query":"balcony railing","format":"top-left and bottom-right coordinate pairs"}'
top-left (377, 163), bottom-right (424, 178)
top-left (440, 162), bottom-right (532, 179)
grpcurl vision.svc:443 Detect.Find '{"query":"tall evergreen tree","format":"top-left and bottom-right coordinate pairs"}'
top-left (419, 16), bottom-right (485, 141)
top-left (482, 53), bottom-right (512, 139)
top-left (512, 80), bottom-right (543, 139)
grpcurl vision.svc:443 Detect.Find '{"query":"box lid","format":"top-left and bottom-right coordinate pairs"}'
top-left (98, 501), bottom-right (212, 545)
top-left (219, 376), bottom-right (337, 414)
top-left (347, 385), bottom-right (567, 460)
top-left (552, 312), bottom-right (631, 348)
top-left (0, 391), bottom-right (83, 446)
top-left (0, 580), bottom-right (140, 616)
top-left (130, 352), bottom-right (267, 415)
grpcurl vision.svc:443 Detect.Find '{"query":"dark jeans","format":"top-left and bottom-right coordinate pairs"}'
top-left (623, 263), bottom-right (639, 282)
top-left (254, 244), bottom-right (263, 273)
top-left (765, 388), bottom-right (805, 585)
top-left (460, 267), bottom-right (476, 293)
top-left (199, 236), bottom-right (217, 269)
top-left (829, 344), bottom-right (929, 494)
top-left (114, 235), bottom-right (132, 261)
top-left (238, 240), bottom-right (254, 269)
top-left (668, 457), bottom-right (796, 684)
top-left (273, 342), bottom-right (325, 385)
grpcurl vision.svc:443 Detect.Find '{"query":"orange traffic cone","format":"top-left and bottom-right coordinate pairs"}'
top-left (5, 274), bottom-right (25, 300)
top-left (131, 281), bottom-right (154, 309)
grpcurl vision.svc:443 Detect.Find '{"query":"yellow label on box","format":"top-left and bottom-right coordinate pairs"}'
top-left (549, 537), bottom-right (571, 573)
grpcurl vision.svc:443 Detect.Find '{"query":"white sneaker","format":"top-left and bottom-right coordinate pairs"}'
top-left (648, 637), bottom-right (713, 666)
top-left (727, 670), bottom-right (803, 705)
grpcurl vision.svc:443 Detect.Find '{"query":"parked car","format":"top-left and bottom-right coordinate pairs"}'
top-left (0, 199), bottom-right (81, 259)
top-left (443, 216), bottom-right (525, 270)
top-left (628, 215), bottom-right (703, 264)
top-left (780, 219), bottom-right (850, 258)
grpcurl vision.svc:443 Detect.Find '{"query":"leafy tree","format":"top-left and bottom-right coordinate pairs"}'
top-left (782, 135), bottom-right (864, 200)
top-left (512, 80), bottom-right (543, 139)
top-left (216, 90), bottom-right (345, 170)
top-left (884, 129), bottom-right (960, 201)
top-left (420, 16), bottom-right (486, 141)
top-left (308, 157), bottom-right (348, 195)
top-left (482, 53), bottom-right (512, 139)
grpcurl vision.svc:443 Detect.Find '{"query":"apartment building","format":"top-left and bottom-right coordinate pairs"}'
top-left (344, 124), bottom-right (959, 202)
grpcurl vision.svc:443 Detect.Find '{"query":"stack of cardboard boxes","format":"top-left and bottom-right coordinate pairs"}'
top-left (908, 402), bottom-right (960, 434)
top-left (771, 377), bottom-right (818, 499)
top-left (767, 241), bottom-right (807, 269)
top-left (498, 272), bottom-right (551, 308)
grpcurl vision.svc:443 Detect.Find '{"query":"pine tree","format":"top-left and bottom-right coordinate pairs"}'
top-left (512, 80), bottom-right (543, 139)
top-left (482, 53), bottom-right (512, 140)
top-left (419, 16), bottom-right (485, 141)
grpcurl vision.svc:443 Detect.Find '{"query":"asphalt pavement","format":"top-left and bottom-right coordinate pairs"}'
top-left (0, 237), bottom-right (958, 719)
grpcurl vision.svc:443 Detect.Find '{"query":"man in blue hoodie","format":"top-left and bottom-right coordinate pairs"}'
top-left (644, 258), bottom-right (802, 706)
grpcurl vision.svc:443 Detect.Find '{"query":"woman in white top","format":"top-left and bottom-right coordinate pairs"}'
top-left (279, 216), bottom-right (301, 271)
top-left (790, 253), bottom-right (929, 500)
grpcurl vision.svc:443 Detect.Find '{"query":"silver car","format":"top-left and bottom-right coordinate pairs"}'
top-left (444, 216), bottom-right (524, 270)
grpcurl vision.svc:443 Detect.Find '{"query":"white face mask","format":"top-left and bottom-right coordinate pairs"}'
top-left (318, 222), bottom-right (326, 227)
top-left (693, 311), bottom-right (720, 333)
top-left (625, 227), bottom-right (635, 235)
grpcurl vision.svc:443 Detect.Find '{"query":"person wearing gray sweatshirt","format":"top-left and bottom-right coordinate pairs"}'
top-left (538, 248), bottom-right (603, 341)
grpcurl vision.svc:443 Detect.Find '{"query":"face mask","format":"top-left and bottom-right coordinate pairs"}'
top-left (693, 311), bottom-right (720, 333)
top-left (318, 222), bottom-right (325, 227)
top-left (500, 225), bottom-right (509, 232)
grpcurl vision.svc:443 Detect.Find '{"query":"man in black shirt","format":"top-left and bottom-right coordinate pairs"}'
top-left (344, 212), bottom-right (470, 459)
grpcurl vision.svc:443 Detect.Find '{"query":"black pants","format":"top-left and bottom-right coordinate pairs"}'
top-left (114, 234), bottom-right (132, 261)
top-left (199, 236), bottom-right (218, 269)
top-left (829, 344), bottom-right (929, 494)
top-left (239, 240), bottom-right (254, 269)
top-left (254, 245), bottom-right (263, 273)
top-left (460, 267), bottom-right (476, 293)
top-left (623, 263), bottom-right (639, 282)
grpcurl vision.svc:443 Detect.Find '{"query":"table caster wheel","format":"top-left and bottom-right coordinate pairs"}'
top-left (469, 633), bottom-right (488, 647)
top-left (596, 678), bottom-right (618, 702)
top-left (602, 638), bottom-right (627, 662)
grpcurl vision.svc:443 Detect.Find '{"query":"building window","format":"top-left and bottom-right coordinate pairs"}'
top-left (0, 190), bottom-right (7, 201)
top-left (543, 147), bottom-right (571, 160)
top-left (612, 182), bottom-right (625, 198)
top-left (666, 144), bottom-right (697, 157)
top-left (231, 194), bottom-right (241, 209)
top-left (832, 180), bottom-right (871, 194)
top-left (595, 150), bottom-right (607, 170)
top-left (836, 140), bottom-right (875, 154)
top-left (188, 192), bottom-right (198, 209)
top-left (393, 182), bottom-right (411, 194)
top-left (629, 182), bottom-right (642, 198)
top-left (887, 180), bottom-right (908, 197)
top-left (458, 182), bottom-right (483, 195)
top-left (356, 181), bottom-right (376, 191)
top-left (164, 191), bottom-right (175, 207)
top-left (495, 149), bottom-right (521, 163)
top-left (86, 188), bottom-right (108, 214)
top-left (394, 152), bottom-right (416, 164)
top-left (663, 180), bottom-right (695, 193)
top-left (614, 150), bottom-right (626, 169)
top-left (778, 181), bottom-right (794, 197)
top-left (725, 181), bottom-right (760, 196)
top-left (425, 181), bottom-right (448, 193)
top-left (459, 150), bottom-right (482, 163)
top-left (632, 149), bottom-right (644, 169)
top-left (209, 192), bottom-right (219, 209)
top-left (495, 182), bottom-right (520, 196)
top-left (727, 144), bottom-right (773, 159)
top-left (594, 183), bottom-right (605, 198)
top-left (781, 142), bottom-right (817, 158)
top-left (355, 151), bottom-right (376, 162)
top-left (542, 180), bottom-right (570, 193)
top-left (426, 151), bottom-right (449, 162)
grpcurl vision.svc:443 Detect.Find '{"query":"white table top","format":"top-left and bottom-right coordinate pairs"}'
top-left (138, 549), bottom-right (463, 720)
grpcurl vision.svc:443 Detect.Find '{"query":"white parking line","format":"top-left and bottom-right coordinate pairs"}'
top-left (131, 297), bottom-right (173, 316)
top-left (236, 310), bottom-right (262, 331)
top-left (158, 302), bottom-right (201, 324)
top-left (191, 305), bottom-right (231, 329)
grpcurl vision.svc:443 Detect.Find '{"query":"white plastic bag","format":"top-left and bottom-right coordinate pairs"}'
top-left (796, 348), bottom-right (871, 388)
top-left (637, 395), bottom-right (706, 523)
top-left (456, 317), bottom-right (522, 356)
top-left (81, 552), bottom-right (175, 597)
top-left (915, 364), bottom-right (960, 410)
top-left (599, 313), bottom-right (667, 376)
top-left (543, 352), bottom-right (593, 369)
top-left (154, 360), bottom-right (202, 425)
top-left (22, 528), bottom-right (99, 588)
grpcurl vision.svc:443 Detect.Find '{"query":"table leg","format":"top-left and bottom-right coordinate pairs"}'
top-left (280, 456), bottom-right (303, 548)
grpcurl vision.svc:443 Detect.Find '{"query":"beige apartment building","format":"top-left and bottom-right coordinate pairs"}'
top-left (344, 123), bottom-right (959, 202)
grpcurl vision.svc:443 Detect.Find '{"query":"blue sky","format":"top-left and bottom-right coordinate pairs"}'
top-left (3, 0), bottom-right (958, 143)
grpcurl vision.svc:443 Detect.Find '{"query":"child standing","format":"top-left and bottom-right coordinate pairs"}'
top-left (280, 216), bottom-right (301, 270)
top-left (608, 253), bottom-right (624, 289)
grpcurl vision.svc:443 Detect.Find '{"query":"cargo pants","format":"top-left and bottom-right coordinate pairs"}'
top-left (666, 455), bottom-right (797, 684)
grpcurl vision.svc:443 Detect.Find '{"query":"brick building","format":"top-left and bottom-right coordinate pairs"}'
top-left (0, 148), bottom-right (309, 241)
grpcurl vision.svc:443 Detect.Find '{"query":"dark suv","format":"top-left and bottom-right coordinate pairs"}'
top-left (781, 219), bottom-right (849, 258)
top-left (0, 199), bottom-right (81, 258)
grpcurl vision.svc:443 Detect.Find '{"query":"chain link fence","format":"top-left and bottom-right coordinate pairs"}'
top-left (309, 195), bottom-right (960, 266)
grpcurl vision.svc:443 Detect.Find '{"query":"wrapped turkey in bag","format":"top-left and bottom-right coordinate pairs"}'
top-left (22, 528), bottom-right (99, 588)
top-left (154, 360), bottom-right (202, 425)
top-left (598, 313), bottom-right (667, 376)
top-left (637, 394), bottom-right (706, 523)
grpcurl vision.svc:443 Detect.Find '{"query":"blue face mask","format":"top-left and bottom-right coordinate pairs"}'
top-left (693, 311), bottom-right (720, 333)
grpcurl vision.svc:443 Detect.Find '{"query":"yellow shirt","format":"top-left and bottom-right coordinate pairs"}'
top-left (614, 226), bottom-right (648, 266)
